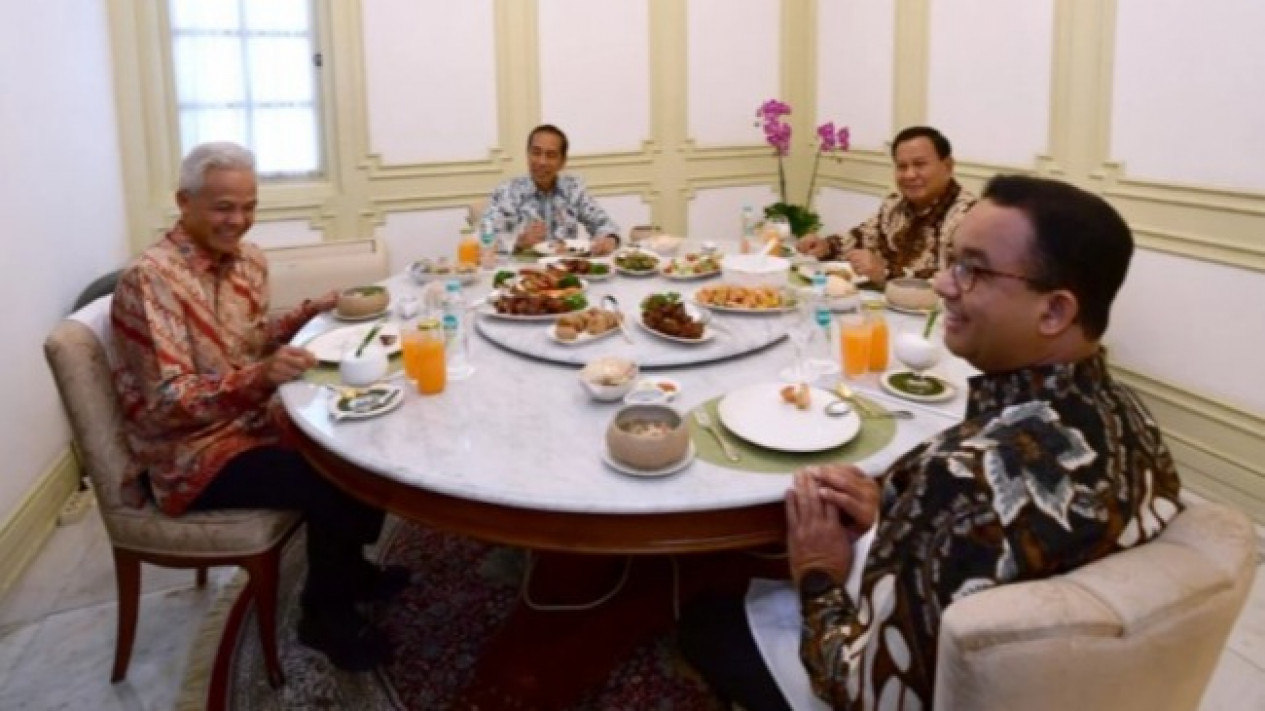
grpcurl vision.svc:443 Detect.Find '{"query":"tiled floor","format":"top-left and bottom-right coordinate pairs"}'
top-left (0, 512), bottom-right (1262, 710)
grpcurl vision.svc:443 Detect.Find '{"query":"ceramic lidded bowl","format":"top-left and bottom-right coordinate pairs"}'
top-left (722, 254), bottom-right (790, 288)
top-left (337, 285), bottom-right (390, 319)
top-left (605, 404), bottom-right (690, 470)
top-left (884, 278), bottom-right (938, 311)
top-left (579, 356), bottom-right (639, 402)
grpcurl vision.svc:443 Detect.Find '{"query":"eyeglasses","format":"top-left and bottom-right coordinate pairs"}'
top-left (947, 258), bottom-right (1047, 293)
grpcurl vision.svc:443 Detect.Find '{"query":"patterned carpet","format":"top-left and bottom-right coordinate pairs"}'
top-left (194, 521), bottom-right (726, 710)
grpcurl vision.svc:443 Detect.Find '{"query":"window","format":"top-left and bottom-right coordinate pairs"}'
top-left (168, 0), bottom-right (324, 179)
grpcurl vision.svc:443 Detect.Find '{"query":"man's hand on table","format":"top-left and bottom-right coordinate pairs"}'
top-left (802, 464), bottom-right (879, 543)
top-left (263, 345), bottom-right (318, 387)
top-left (515, 220), bottom-right (547, 249)
top-left (312, 289), bottom-right (339, 312)
top-left (796, 234), bottom-right (831, 259)
top-left (786, 469), bottom-right (854, 586)
top-left (846, 248), bottom-right (887, 284)
top-left (590, 234), bottom-right (619, 256)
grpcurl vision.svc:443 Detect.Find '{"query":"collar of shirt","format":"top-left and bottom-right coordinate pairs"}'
top-left (167, 223), bottom-right (241, 277)
top-left (966, 349), bottom-right (1110, 416)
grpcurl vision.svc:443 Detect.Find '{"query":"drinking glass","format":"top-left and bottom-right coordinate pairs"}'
top-left (763, 215), bottom-right (791, 254)
top-left (893, 327), bottom-right (943, 393)
top-left (780, 296), bottom-right (823, 383)
top-left (496, 228), bottom-right (517, 265)
top-left (839, 309), bottom-right (873, 380)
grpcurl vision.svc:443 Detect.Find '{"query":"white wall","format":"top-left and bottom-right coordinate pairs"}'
top-left (0, 3), bottom-right (129, 521)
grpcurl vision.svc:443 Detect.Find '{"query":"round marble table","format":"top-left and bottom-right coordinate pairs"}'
top-left (281, 262), bottom-right (975, 554)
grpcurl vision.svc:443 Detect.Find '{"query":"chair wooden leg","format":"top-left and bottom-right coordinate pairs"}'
top-left (110, 547), bottom-right (142, 683)
top-left (195, 567), bottom-right (208, 587)
top-left (241, 548), bottom-right (286, 688)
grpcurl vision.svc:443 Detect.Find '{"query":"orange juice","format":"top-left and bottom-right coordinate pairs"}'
top-left (411, 321), bottom-right (446, 394)
top-left (867, 309), bottom-right (889, 371)
top-left (841, 322), bottom-right (872, 378)
top-left (457, 232), bottom-right (481, 267)
top-left (400, 328), bottom-right (426, 383)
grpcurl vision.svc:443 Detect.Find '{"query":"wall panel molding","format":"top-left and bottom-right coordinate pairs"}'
top-left (0, 449), bottom-right (79, 599)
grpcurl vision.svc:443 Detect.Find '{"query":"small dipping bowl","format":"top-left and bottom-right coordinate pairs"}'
top-left (579, 356), bottom-right (640, 402)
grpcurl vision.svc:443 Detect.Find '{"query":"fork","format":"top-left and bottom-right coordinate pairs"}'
top-left (694, 409), bottom-right (741, 462)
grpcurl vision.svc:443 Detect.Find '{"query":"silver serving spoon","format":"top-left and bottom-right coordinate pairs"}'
top-left (600, 294), bottom-right (635, 344)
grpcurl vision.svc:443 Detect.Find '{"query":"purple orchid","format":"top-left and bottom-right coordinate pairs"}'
top-left (756, 99), bottom-right (851, 214)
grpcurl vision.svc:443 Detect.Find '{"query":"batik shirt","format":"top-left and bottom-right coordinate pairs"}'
top-left (111, 225), bottom-right (325, 515)
top-left (800, 352), bottom-right (1183, 709)
top-left (822, 180), bottom-right (975, 281)
top-left (482, 174), bottom-right (620, 242)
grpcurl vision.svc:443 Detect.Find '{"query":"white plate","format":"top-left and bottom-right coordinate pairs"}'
top-left (532, 239), bottom-right (591, 257)
top-left (332, 308), bottom-right (389, 322)
top-left (880, 371), bottom-right (957, 403)
top-left (612, 249), bottom-right (661, 275)
top-left (536, 256), bottom-right (614, 281)
top-left (797, 260), bottom-right (867, 285)
top-left (546, 322), bottom-right (619, 346)
top-left (303, 323), bottom-right (402, 363)
top-left (327, 384), bottom-right (404, 421)
top-left (660, 256), bottom-right (722, 281)
top-left (692, 294), bottom-right (795, 314)
top-left (717, 383), bottom-right (862, 452)
top-left (600, 442), bottom-right (696, 478)
top-left (636, 315), bottom-right (715, 344)
top-left (479, 305), bottom-right (583, 322)
top-left (408, 262), bottom-right (480, 285)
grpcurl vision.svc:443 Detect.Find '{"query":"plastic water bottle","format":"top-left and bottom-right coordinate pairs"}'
top-left (740, 205), bottom-right (756, 254)
top-left (442, 280), bottom-right (475, 379)
top-left (479, 219), bottom-right (497, 269)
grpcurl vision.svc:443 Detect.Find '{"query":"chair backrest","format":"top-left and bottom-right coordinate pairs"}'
top-left (934, 501), bottom-right (1256, 711)
top-left (265, 238), bottom-right (389, 314)
top-left (44, 299), bottom-right (133, 512)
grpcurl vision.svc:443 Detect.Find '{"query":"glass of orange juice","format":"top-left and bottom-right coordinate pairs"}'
top-left (865, 302), bottom-right (889, 372)
top-left (839, 311), bottom-right (872, 379)
top-left (403, 319), bottom-right (446, 394)
top-left (457, 229), bottom-right (481, 267)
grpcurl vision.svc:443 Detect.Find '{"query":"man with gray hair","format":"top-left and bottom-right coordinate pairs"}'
top-left (111, 142), bottom-right (404, 671)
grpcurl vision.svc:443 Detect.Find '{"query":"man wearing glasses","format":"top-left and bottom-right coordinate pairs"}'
top-left (797, 126), bottom-right (976, 286)
top-left (481, 124), bottom-right (622, 256)
top-left (681, 175), bottom-right (1183, 710)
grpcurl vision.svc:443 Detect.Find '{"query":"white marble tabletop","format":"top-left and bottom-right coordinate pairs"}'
top-left (280, 250), bottom-right (978, 517)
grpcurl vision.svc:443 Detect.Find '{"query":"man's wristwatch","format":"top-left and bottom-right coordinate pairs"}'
top-left (798, 568), bottom-right (842, 602)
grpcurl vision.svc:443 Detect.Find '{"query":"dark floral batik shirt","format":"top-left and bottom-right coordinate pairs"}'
top-left (800, 351), bottom-right (1183, 709)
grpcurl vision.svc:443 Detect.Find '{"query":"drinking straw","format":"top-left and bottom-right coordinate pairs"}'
top-left (355, 319), bottom-right (385, 357)
top-left (922, 303), bottom-right (941, 338)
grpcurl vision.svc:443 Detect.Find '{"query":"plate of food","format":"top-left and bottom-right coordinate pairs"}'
top-left (637, 292), bottom-right (714, 343)
top-left (612, 249), bottom-right (661, 276)
top-left (491, 267), bottom-right (589, 295)
top-left (408, 257), bottom-right (480, 285)
top-left (694, 284), bottom-right (794, 313)
top-left (537, 256), bottom-right (614, 281)
top-left (327, 383), bottom-right (404, 421)
top-left (531, 239), bottom-right (591, 257)
top-left (303, 323), bottom-right (402, 363)
top-left (660, 253), bottom-right (722, 280)
top-left (717, 382), bottom-right (861, 452)
top-left (546, 308), bottom-right (623, 345)
top-left (482, 292), bottom-right (590, 321)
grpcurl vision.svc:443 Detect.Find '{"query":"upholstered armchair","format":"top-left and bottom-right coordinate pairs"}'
top-left (43, 296), bottom-right (302, 687)
top-left (935, 501), bottom-right (1256, 711)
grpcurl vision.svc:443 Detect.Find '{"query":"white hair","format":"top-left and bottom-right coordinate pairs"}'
top-left (178, 142), bottom-right (256, 195)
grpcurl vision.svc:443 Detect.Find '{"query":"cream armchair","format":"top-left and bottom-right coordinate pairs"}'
top-left (43, 296), bottom-right (301, 687)
top-left (935, 501), bottom-right (1255, 711)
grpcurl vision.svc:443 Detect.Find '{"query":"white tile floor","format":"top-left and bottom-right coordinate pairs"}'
top-left (0, 513), bottom-right (1262, 710)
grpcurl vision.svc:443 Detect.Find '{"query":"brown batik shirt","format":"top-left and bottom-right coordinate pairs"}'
top-left (799, 351), bottom-right (1183, 709)
top-left (822, 180), bottom-right (976, 281)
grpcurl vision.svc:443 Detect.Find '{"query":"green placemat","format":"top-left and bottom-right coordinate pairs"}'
top-left (686, 395), bottom-right (896, 473)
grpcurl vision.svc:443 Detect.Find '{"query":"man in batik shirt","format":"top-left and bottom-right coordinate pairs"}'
top-left (481, 124), bottom-right (621, 255)
top-left (111, 142), bottom-right (406, 671)
top-left (682, 175), bottom-right (1182, 709)
top-left (798, 126), bottom-right (976, 285)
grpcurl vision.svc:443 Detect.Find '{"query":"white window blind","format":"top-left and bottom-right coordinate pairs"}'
top-left (168, 0), bottom-right (323, 179)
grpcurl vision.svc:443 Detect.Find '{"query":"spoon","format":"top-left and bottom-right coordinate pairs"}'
top-left (834, 382), bottom-right (914, 420)
top-left (600, 295), bottom-right (635, 344)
